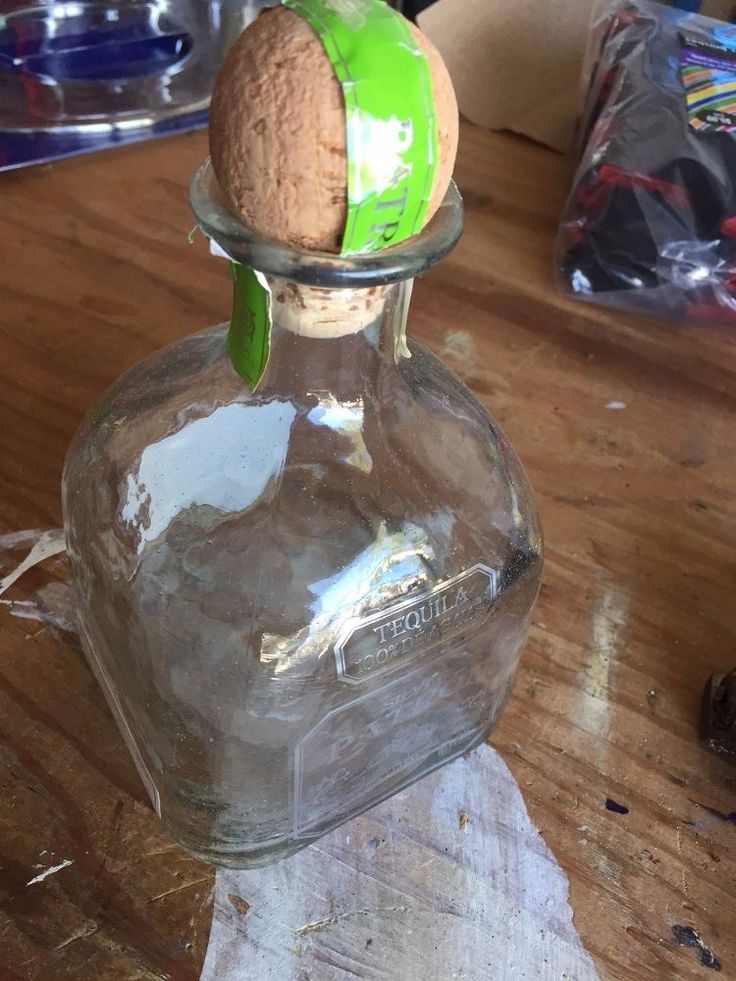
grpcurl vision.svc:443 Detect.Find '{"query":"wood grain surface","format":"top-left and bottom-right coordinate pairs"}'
top-left (1, 122), bottom-right (735, 980)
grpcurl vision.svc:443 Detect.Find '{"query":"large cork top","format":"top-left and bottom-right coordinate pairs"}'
top-left (209, 5), bottom-right (459, 254)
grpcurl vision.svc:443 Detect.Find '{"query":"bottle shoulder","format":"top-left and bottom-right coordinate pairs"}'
top-left (64, 325), bottom-right (541, 575)
top-left (66, 325), bottom-right (512, 478)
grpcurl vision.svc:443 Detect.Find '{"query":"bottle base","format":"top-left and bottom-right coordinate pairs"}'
top-left (170, 830), bottom-right (310, 869)
top-left (165, 726), bottom-right (499, 869)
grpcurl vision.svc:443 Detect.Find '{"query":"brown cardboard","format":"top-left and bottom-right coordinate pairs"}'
top-left (701, 0), bottom-right (736, 17)
top-left (417, 0), bottom-right (590, 152)
top-left (418, 0), bottom-right (736, 153)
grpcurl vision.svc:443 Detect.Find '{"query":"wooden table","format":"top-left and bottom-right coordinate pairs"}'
top-left (1, 122), bottom-right (734, 981)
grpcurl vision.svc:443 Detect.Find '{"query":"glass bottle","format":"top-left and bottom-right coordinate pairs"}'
top-left (62, 160), bottom-right (543, 868)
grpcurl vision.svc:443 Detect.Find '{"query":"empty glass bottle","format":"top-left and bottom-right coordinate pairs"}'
top-left (62, 161), bottom-right (542, 867)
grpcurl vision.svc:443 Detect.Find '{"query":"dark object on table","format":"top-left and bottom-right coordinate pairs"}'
top-left (701, 669), bottom-right (736, 758)
top-left (557, 1), bottom-right (736, 325)
top-left (397, 0), bottom-right (436, 19)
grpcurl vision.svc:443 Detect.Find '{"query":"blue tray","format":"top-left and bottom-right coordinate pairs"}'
top-left (0, 0), bottom-right (262, 170)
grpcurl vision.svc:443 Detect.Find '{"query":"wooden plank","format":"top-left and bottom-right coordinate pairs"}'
top-left (0, 121), bottom-right (734, 978)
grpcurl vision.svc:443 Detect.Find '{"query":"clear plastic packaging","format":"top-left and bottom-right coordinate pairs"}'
top-left (557, 0), bottom-right (736, 324)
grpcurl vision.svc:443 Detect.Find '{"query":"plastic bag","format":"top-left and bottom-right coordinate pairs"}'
top-left (557, 0), bottom-right (736, 324)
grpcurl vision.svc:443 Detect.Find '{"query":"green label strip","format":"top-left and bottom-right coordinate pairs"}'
top-left (227, 263), bottom-right (272, 389)
top-left (283, 0), bottom-right (438, 255)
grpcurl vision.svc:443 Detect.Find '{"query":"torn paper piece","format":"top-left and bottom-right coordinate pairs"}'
top-left (4, 581), bottom-right (79, 635)
top-left (27, 859), bottom-right (74, 887)
top-left (201, 744), bottom-right (598, 981)
top-left (0, 529), bottom-right (67, 596)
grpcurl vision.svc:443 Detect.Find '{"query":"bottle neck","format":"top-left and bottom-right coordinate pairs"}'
top-left (257, 279), bottom-right (413, 399)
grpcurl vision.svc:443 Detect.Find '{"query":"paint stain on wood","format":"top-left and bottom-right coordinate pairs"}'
top-left (672, 925), bottom-right (722, 971)
top-left (690, 800), bottom-right (736, 824)
top-left (605, 798), bottom-right (629, 815)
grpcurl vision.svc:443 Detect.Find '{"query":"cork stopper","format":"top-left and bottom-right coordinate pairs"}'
top-left (209, 5), bottom-right (459, 254)
top-left (268, 279), bottom-right (389, 338)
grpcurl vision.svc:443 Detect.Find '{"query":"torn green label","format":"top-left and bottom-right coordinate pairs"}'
top-left (226, 263), bottom-right (272, 389)
top-left (283, 0), bottom-right (438, 255)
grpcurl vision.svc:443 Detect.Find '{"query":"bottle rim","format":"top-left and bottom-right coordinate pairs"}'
top-left (189, 158), bottom-right (464, 289)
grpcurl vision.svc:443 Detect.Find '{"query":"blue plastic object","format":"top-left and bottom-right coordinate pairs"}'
top-left (0, 1), bottom-right (256, 171)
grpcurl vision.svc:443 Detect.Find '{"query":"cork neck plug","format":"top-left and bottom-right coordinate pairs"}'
top-left (190, 159), bottom-right (464, 337)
